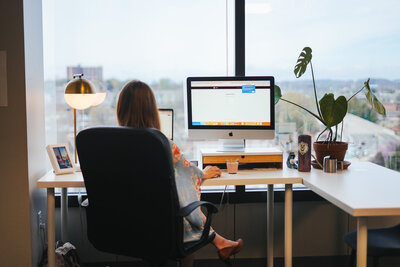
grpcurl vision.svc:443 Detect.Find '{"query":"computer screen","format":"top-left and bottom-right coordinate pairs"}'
top-left (159, 109), bottom-right (173, 140)
top-left (186, 76), bottom-right (275, 140)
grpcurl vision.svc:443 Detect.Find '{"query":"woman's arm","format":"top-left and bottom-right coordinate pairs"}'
top-left (171, 142), bottom-right (193, 169)
top-left (170, 142), bottom-right (221, 181)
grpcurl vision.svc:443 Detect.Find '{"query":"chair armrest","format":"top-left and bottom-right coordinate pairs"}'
top-left (178, 201), bottom-right (218, 217)
top-left (178, 201), bottom-right (218, 247)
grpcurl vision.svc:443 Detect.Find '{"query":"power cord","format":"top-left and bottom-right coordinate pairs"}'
top-left (218, 185), bottom-right (228, 212)
top-left (39, 221), bottom-right (46, 251)
top-left (38, 211), bottom-right (47, 267)
top-left (218, 185), bottom-right (237, 262)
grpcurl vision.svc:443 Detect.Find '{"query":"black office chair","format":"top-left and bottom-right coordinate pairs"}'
top-left (344, 224), bottom-right (400, 267)
top-left (76, 126), bottom-right (218, 266)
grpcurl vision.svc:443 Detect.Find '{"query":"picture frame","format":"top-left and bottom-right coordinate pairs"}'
top-left (46, 144), bottom-right (75, 175)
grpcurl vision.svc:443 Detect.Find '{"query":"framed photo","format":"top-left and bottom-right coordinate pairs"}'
top-left (46, 144), bottom-right (75, 175)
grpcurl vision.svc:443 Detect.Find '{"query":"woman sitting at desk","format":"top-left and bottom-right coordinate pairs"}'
top-left (117, 80), bottom-right (243, 264)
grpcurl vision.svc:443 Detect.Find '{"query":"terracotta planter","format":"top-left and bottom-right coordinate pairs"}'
top-left (313, 141), bottom-right (348, 166)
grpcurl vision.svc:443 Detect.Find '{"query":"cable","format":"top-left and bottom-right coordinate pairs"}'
top-left (233, 203), bottom-right (236, 241)
top-left (233, 202), bottom-right (237, 261)
top-left (40, 224), bottom-right (46, 252)
top-left (218, 185), bottom-right (228, 211)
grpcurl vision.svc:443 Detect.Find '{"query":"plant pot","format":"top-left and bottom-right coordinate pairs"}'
top-left (313, 141), bottom-right (348, 168)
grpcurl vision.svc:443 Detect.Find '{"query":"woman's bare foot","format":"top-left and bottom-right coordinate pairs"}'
top-left (212, 233), bottom-right (239, 250)
top-left (217, 238), bottom-right (238, 250)
top-left (217, 238), bottom-right (244, 262)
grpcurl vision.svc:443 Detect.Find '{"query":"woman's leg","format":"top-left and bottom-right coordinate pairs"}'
top-left (199, 211), bottom-right (239, 250)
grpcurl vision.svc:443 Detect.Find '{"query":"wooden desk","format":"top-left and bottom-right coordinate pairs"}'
top-left (37, 162), bottom-right (400, 267)
top-left (300, 162), bottom-right (400, 267)
top-left (37, 168), bottom-right (301, 267)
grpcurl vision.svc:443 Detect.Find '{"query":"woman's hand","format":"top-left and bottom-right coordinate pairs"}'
top-left (202, 165), bottom-right (222, 179)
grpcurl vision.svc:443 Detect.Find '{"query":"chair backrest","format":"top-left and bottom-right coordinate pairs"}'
top-left (76, 126), bottom-right (182, 263)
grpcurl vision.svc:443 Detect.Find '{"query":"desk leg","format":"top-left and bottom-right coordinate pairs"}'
top-left (267, 184), bottom-right (274, 267)
top-left (357, 217), bottom-right (368, 267)
top-left (284, 184), bottom-right (293, 267)
top-left (61, 188), bottom-right (68, 241)
top-left (47, 188), bottom-right (55, 267)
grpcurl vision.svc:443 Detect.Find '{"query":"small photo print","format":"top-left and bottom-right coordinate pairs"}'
top-left (53, 146), bottom-right (73, 169)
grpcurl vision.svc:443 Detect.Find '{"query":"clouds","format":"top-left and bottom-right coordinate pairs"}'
top-left (43, 0), bottom-right (400, 81)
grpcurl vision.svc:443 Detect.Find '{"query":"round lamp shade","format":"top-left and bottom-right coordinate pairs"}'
top-left (91, 92), bottom-right (107, 106)
top-left (64, 76), bottom-right (96, 110)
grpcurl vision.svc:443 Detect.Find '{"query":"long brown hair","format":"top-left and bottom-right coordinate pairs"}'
top-left (117, 80), bottom-right (160, 130)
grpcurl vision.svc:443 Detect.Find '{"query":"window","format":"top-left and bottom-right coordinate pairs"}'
top-left (43, 0), bottom-right (235, 161)
top-left (43, 0), bottom-right (237, 193)
top-left (43, 0), bottom-right (399, 199)
top-left (246, 0), bottom-right (400, 171)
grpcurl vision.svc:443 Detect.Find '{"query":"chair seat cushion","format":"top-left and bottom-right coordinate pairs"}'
top-left (344, 224), bottom-right (400, 256)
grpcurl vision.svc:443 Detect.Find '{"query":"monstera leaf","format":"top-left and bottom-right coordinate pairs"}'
top-left (372, 96), bottom-right (386, 115)
top-left (319, 93), bottom-right (348, 128)
top-left (294, 47), bottom-right (312, 78)
top-left (364, 79), bottom-right (386, 115)
top-left (274, 85), bottom-right (282, 104)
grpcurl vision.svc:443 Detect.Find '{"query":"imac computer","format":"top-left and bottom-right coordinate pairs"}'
top-left (186, 76), bottom-right (275, 151)
top-left (159, 108), bottom-right (173, 140)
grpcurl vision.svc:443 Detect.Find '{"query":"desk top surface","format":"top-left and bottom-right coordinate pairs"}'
top-left (37, 162), bottom-right (400, 217)
top-left (300, 162), bottom-right (400, 217)
top-left (37, 171), bottom-right (85, 188)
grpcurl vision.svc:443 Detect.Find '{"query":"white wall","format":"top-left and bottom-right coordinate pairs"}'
top-left (0, 0), bottom-right (47, 266)
top-left (23, 0), bottom-right (47, 265)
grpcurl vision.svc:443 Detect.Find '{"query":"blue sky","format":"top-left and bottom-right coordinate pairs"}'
top-left (43, 0), bottom-right (400, 82)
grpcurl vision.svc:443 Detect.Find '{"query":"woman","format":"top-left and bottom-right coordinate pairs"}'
top-left (117, 80), bottom-right (243, 264)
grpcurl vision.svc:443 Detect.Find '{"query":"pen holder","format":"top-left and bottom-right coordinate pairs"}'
top-left (298, 135), bottom-right (311, 172)
top-left (323, 156), bottom-right (344, 173)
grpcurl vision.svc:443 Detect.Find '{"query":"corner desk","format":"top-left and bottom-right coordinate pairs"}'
top-left (37, 162), bottom-right (400, 267)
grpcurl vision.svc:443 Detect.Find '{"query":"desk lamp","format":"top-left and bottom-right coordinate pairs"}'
top-left (91, 86), bottom-right (107, 107)
top-left (64, 73), bottom-right (96, 163)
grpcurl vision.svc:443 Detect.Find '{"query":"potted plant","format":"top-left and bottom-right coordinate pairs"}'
top-left (274, 47), bottom-right (386, 167)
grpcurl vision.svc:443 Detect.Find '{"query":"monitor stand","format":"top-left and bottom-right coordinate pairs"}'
top-left (218, 139), bottom-right (245, 152)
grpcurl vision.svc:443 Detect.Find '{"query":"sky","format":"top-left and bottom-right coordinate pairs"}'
top-left (42, 0), bottom-right (400, 82)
